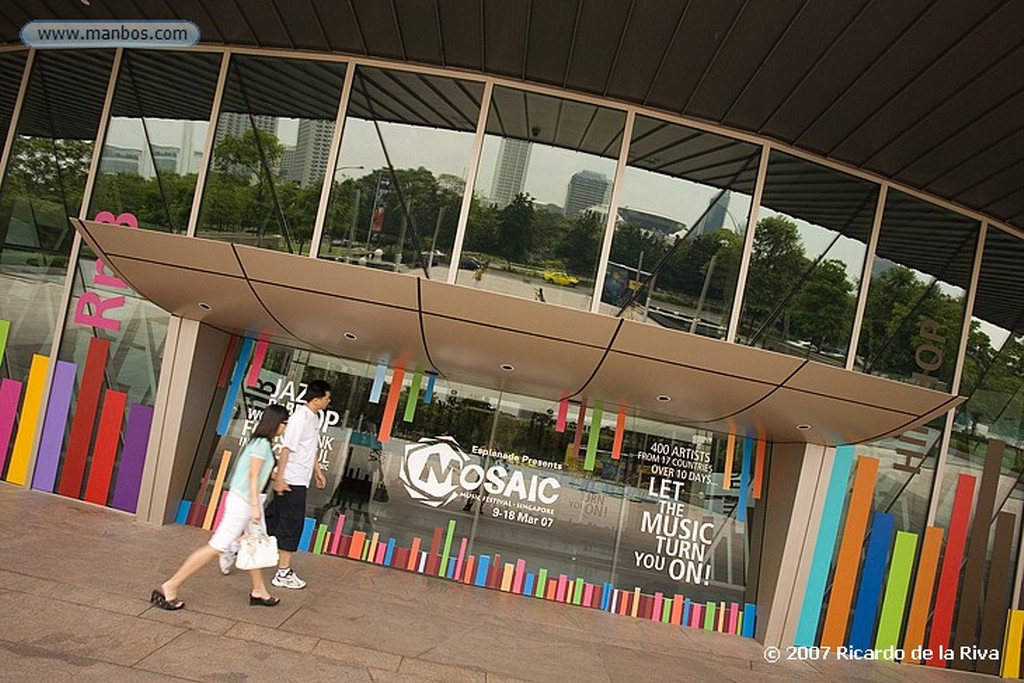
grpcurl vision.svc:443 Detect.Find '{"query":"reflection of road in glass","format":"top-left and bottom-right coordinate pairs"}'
top-left (466, 268), bottom-right (593, 310)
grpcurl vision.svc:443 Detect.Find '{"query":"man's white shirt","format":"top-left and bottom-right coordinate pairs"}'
top-left (279, 403), bottom-right (319, 486)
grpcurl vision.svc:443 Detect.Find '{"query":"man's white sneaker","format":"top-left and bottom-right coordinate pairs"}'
top-left (271, 569), bottom-right (306, 589)
top-left (218, 550), bottom-right (237, 575)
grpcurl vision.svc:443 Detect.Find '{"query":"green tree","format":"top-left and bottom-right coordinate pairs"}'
top-left (790, 258), bottom-right (855, 351)
top-left (556, 210), bottom-right (603, 275)
top-left (496, 193), bottom-right (535, 266)
top-left (741, 215), bottom-right (807, 335)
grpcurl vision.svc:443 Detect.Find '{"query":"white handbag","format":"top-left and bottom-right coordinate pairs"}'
top-left (236, 522), bottom-right (279, 570)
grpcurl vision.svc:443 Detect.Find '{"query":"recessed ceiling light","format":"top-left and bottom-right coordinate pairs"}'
top-left (500, 363), bottom-right (515, 372)
top-left (797, 424), bottom-right (812, 431)
top-left (198, 302), bottom-right (212, 311)
top-left (343, 332), bottom-right (357, 341)
top-left (656, 394), bottom-right (671, 402)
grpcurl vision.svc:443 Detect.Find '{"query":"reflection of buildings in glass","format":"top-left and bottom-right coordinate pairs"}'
top-left (177, 124), bottom-right (197, 175)
top-left (690, 190), bottom-right (733, 237)
top-left (99, 144), bottom-right (141, 174)
top-left (491, 137), bottom-right (532, 207)
top-left (616, 207), bottom-right (686, 241)
top-left (281, 119), bottom-right (334, 187)
top-left (564, 170), bottom-right (611, 218)
top-left (215, 111), bottom-right (279, 143)
top-left (144, 144), bottom-right (179, 177)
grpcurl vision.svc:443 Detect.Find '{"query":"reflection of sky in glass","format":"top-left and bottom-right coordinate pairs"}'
top-left (758, 207), bottom-right (867, 283)
top-left (335, 118), bottom-right (475, 183)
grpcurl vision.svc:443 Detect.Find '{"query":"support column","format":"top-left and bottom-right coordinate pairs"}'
top-left (135, 317), bottom-right (232, 524)
top-left (754, 442), bottom-right (831, 646)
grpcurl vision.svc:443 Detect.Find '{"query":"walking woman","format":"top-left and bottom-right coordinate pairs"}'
top-left (150, 404), bottom-right (290, 610)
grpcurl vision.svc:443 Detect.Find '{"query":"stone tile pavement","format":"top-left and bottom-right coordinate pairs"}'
top-left (0, 485), bottom-right (991, 682)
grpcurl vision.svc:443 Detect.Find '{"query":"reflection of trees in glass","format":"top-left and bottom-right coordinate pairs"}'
top-left (859, 265), bottom-right (964, 381)
top-left (957, 332), bottom-right (1024, 448)
top-left (740, 215), bottom-right (858, 355)
top-left (496, 193), bottom-right (534, 266)
top-left (609, 220), bottom-right (742, 310)
top-left (467, 192), bottom-right (613, 280)
top-left (1, 136), bottom-right (93, 254)
top-left (91, 172), bottom-right (196, 233)
top-left (322, 167), bottom-right (463, 263)
top-left (202, 128), bottom-right (324, 252)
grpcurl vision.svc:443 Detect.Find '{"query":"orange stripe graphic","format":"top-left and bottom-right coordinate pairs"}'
top-left (819, 455), bottom-right (879, 648)
top-left (901, 526), bottom-right (944, 663)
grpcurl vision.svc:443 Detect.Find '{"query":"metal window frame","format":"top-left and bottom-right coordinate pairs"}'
top-left (186, 49), bottom-right (232, 237)
top-left (309, 62), bottom-right (356, 259)
top-left (846, 183), bottom-right (888, 371)
top-left (590, 109), bottom-right (634, 314)
top-left (925, 220), bottom-right (988, 527)
top-left (726, 143), bottom-right (771, 343)
top-left (446, 79), bottom-right (493, 285)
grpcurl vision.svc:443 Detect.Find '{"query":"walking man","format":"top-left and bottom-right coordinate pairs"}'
top-left (266, 379), bottom-right (332, 589)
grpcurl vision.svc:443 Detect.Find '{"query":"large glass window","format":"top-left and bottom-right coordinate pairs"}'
top-left (601, 116), bottom-right (759, 339)
top-left (318, 67), bottom-right (482, 277)
top-left (196, 55), bottom-right (347, 254)
top-left (90, 50), bottom-right (221, 233)
top-left (460, 86), bottom-right (625, 309)
top-left (0, 50), bottom-right (112, 385)
top-left (855, 190), bottom-right (979, 389)
top-left (934, 227), bottom-right (1024, 543)
top-left (183, 343), bottom-right (758, 613)
top-left (0, 51), bottom-right (28, 158)
top-left (737, 152), bottom-right (878, 363)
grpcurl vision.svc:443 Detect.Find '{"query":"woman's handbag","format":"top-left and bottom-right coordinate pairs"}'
top-left (372, 482), bottom-right (390, 502)
top-left (235, 522), bottom-right (279, 570)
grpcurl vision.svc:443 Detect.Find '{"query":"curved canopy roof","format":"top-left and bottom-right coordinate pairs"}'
top-left (4, 0), bottom-right (1024, 233)
top-left (74, 219), bottom-right (959, 446)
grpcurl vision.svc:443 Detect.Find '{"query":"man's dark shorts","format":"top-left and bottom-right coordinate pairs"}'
top-left (266, 485), bottom-right (307, 552)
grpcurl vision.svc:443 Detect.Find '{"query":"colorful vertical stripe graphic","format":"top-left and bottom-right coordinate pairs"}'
top-left (30, 360), bottom-right (77, 492)
top-left (795, 444), bottom-right (854, 647)
top-left (172, 504), bottom-right (757, 639)
top-left (59, 337), bottom-right (110, 497)
top-left (110, 403), bottom-right (155, 512)
top-left (5, 354), bottom-right (50, 485)
top-left (217, 336), bottom-right (254, 435)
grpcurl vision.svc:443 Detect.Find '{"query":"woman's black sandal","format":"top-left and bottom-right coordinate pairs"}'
top-left (249, 594), bottom-right (280, 607)
top-left (150, 589), bottom-right (184, 611)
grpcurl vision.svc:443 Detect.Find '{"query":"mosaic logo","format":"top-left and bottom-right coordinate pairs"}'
top-left (400, 436), bottom-right (562, 508)
top-left (400, 437), bottom-right (472, 507)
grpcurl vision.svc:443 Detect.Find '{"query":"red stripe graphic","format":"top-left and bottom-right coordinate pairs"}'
top-left (83, 389), bottom-right (127, 504)
top-left (58, 337), bottom-right (110, 498)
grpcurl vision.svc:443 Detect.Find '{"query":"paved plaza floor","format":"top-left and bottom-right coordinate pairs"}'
top-left (0, 485), bottom-right (990, 682)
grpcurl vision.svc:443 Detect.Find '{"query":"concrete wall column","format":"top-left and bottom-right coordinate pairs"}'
top-left (135, 316), bottom-right (232, 524)
top-left (755, 442), bottom-right (832, 646)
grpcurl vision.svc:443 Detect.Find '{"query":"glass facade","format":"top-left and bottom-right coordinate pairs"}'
top-left (1, 45), bottom-right (1023, 660)
top-left (460, 86), bottom-right (625, 309)
top-left (0, 50), bottom-right (112, 479)
top-left (603, 117), bottom-right (759, 338)
top-left (318, 67), bottom-right (482, 274)
top-left (739, 151), bottom-right (878, 363)
top-left (0, 51), bottom-right (27, 156)
top-left (91, 50), bottom-right (222, 234)
top-left (184, 344), bottom-right (758, 608)
top-left (196, 55), bottom-right (347, 254)
top-left (855, 190), bottom-right (979, 389)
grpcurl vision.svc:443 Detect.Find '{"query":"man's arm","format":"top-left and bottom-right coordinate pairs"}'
top-left (273, 447), bottom-right (292, 493)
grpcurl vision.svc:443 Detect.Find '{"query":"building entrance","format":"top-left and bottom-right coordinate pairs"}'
top-left (176, 341), bottom-right (767, 634)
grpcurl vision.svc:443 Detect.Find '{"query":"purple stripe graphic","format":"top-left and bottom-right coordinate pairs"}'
top-left (110, 403), bottom-right (155, 512)
top-left (31, 361), bottom-right (77, 492)
top-left (0, 378), bottom-right (24, 473)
